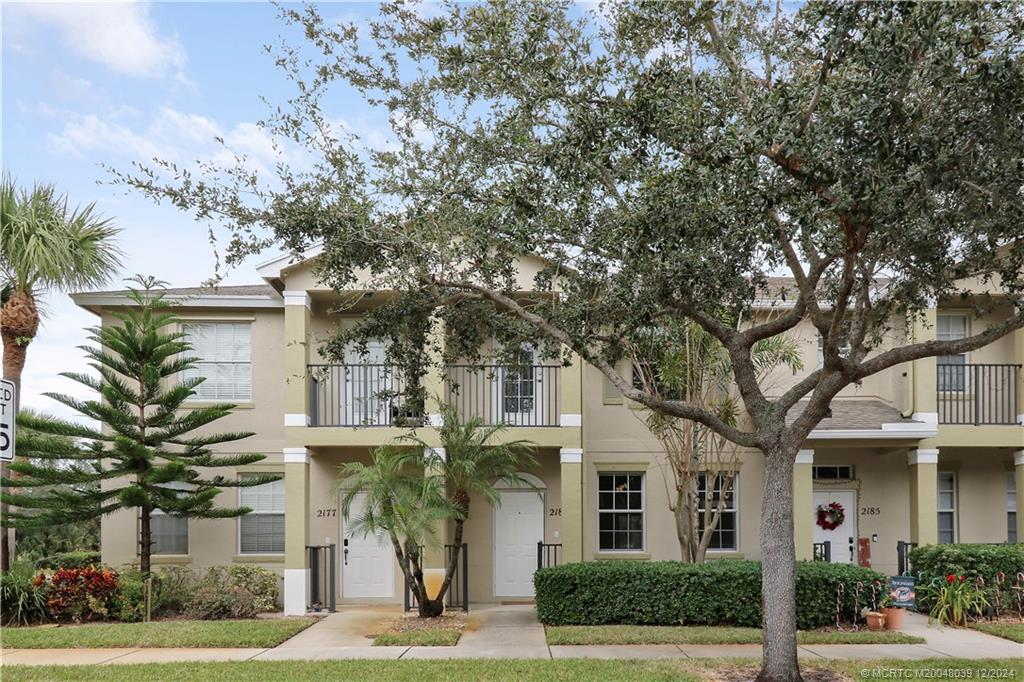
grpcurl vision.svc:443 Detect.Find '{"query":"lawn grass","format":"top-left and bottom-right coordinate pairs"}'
top-left (373, 628), bottom-right (462, 646)
top-left (3, 658), bottom-right (1022, 681)
top-left (545, 625), bottom-right (925, 645)
top-left (971, 622), bottom-right (1024, 643)
top-left (0, 618), bottom-right (317, 649)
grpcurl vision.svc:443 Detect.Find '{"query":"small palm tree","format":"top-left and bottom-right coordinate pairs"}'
top-left (400, 403), bottom-right (538, 613)
top-left (339, 447), bottom-right (454, 617)
top-left (0, 176), bottom-right (122, 570)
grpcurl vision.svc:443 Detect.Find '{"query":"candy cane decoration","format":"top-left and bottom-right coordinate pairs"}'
top-left (994, 572), bottom-right (1005, 616)
top-left (1015, 573), bottom-right (1024, 619)
top-left (835, 582), bottom-right (846, 631)
top-left (853, 581), bottom-right (864, 631)
top-left (871, 579), bottom-right (881, 612)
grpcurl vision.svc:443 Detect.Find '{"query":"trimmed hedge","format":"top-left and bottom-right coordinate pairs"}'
top-left (909, 544), bottom-right (1024, 582)
top-left (909, 544), bottom-right (1024, 611)
top-left (34, 551), bottom-right (102, 570)
top-left (533, 560), bottom-right (884, 629)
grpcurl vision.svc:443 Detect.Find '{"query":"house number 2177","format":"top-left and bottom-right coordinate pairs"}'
top-left (316, 508), bottom-right (337, 517)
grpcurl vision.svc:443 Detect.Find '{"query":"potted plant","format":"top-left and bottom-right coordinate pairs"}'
top-left (864, 609), bottom-right (886, 631)
top-left (880, 592), bottom-right (906, 630)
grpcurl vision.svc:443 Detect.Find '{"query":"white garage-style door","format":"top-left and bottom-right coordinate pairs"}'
top-left (493, 477), bottom-right (545, 598)
top-left (812, 490), bottom-right (858, 565)
top-left (342, 492), bottom-right (394, 598)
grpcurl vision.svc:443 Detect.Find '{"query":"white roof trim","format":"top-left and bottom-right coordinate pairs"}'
top-left (807, 422), bottom-right (937, 440)
top-left (256, 243), bottom-right (325, 278)
top-left (71, 293), bottom-right (283, 309)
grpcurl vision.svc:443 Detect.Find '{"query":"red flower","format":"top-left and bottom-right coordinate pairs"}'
top-left (959, 575), bottom-right (966, 582)
top-left (946, 574), bottom-right (956, 583)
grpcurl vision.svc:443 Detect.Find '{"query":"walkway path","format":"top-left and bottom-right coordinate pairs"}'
top-left (2, 606), bottom-right (1020, 666)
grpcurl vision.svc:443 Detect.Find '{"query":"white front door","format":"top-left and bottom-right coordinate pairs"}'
top-left (342, 492), bottom-right (395, 598)
top-left (494, 489), bottom-right (544, 597)
top-left (812, 490), bottom-right (858, 565)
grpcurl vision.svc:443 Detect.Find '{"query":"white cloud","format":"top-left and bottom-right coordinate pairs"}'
top-left (13, 2), bottom-right (186, 79)
top-left (49, 70), bottom-right (96, 101)
top-left (47, 107), bottom-right (283, 174)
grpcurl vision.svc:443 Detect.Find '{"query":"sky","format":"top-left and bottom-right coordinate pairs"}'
top-left (1, 1), bottom-right (409, 421)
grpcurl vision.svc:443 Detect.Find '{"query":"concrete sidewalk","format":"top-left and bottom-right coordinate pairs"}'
top-left (2, 606), bottom-right (1020, 666)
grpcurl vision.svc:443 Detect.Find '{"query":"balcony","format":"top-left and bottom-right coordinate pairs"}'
top-left (307, 363), bottom-right (561, 427)
top-left (937, 363), bottom-right (1021, 425)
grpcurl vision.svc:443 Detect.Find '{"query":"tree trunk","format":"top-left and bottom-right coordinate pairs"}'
top-left (2, 289), bottom-right (39, 571)
top-left (673, 488), bottom-right (696, 562)
top-left (139, 506), bottom-right (152, 576)
top-left (757, 444), bottom-right (802, 682)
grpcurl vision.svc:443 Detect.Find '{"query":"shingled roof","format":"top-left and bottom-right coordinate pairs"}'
top-left (84, 284), bottom-right (277, 297)
top-left (786, 399), bottom-right (921, 431)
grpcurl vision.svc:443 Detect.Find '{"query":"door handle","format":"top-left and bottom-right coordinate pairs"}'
top-left (343, 548), bottom-right (349, 566)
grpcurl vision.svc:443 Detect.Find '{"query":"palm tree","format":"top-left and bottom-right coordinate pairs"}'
top-left (339, 447), bottom-right (454, 617)
top-left (633, 319), bottom-right (803, 562)
top-left (401, 403), bottom-right (538, 613)
top-left (0, 175), bottom-right (122, 570)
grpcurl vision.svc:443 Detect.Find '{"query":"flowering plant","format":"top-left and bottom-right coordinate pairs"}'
top-left (34, 566), bottom-right (119, 623)
top-left (923, 574), bottom-right (989, 626)
top-left (815, 502), bottom-right (845, 530)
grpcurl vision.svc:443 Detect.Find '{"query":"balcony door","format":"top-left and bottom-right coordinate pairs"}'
top-left (343, 340), bottom-right (392, 426)
top-left (492, 344), bottom-right (544, 426)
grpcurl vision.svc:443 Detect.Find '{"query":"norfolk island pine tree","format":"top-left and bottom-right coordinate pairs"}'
top-left (0, 276), bottom-right (279, 576)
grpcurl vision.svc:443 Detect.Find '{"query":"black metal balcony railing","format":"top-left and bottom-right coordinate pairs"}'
top-left (307, 364), bottom-right (421, 427)
top-left (936, 363), bottom-right (1021, 425)
top-left (447, 364), bottom-right (561, 427)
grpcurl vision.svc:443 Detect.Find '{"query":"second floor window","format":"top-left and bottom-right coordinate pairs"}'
top-left (697, 473), bottom-right (738, 551)
top-left (598, 473), bottom-right (644, 551)
top-left (937, 314), bottom-right (968, 392)
top-left (239, 475), bottom-right (285, 554)
top-left (183, 322), bottom-right (252, 401)
top-left (937, 471), bottom-right (957, 544)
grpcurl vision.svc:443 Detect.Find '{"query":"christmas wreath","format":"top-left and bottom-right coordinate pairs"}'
top-left (816, 501), bottom-right (845, 530)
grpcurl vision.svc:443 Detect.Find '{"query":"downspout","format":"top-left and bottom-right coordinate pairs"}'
top-left (902, 359), bottom-right (915, 419)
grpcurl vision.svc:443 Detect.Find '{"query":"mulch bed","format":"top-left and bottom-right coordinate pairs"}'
top-left (708, 667), bottom-right (850, 682)
top-left (373, 611), bottom-right (468, 637)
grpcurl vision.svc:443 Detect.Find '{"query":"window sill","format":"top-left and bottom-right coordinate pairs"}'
top-left (233, 554), bottom-right (285, 563)
top-left (151, 555), bottom-right (192, 565)
top-left (594, 551), bottom-right (650, 561)
top-left (182, 401), bottom-right (255, 410)
top-left (705, 551), bottom-right (744, 560)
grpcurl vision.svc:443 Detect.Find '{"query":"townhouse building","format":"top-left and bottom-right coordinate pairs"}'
top-left (72, 251), bottom-right (1024, 615)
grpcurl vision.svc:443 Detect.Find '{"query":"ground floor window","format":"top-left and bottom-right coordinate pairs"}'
top-left (937, 471), bottom-right (957, 544)
top-left (598, 473), bottom-right (644, 551)
top-left (239, 475), bottom-right (285, 554)
top-left (697, 473), bottom-right (738, 551)
top-left (1009, 472), bottom-right (1017, 544)
top-left (150, 481), bottom-right (190, 555)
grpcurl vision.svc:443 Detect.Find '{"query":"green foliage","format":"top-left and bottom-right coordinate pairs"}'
top-left (922, 574), bottom-right (990, 627)
top-left (224, 566), bottom-right (280, 612)
top-left (534, 560), bottom-right (883, 629)
top-left (0, 562), bottom-right (49, 626)
top-left (34, 551), bottom-right (102, 570)
top-left (909, 544), bottom-right (1024, 582)
top-left (184, 585), bottom-right (257, 620)
top-left (0, 174), bottom-right (122, 297)
top-left (155, 565), bottom-right (197, 615)
top-left (0, 276), bottom-right (277, 574)
top-left (110, 569), bottom-right (164, 623)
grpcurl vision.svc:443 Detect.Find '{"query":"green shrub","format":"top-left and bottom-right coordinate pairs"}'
top-left (225, 565), bottom-right (279, 612)
top-left (156, 565), bottom-right (197, 615)
top-left (909, 544), bottom-right (1024, 612)
top-left (184, 585), bottom-right (257, 620)
top-left (34, 551), bottom-right (102, 570)
top-left (110, 569), bottom-right (165, 623)
top-left (0, 562), bottom-right (49, 626)
top-left (533, 560), bottom-right (884, 629)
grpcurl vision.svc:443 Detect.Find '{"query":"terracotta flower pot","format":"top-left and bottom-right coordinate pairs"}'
top-left (883, 607), bottom-right (906, 629)
top-left (865, 612), bottom-right (887, 630)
